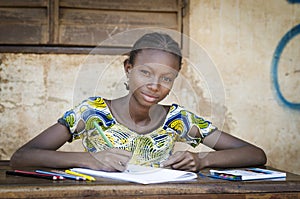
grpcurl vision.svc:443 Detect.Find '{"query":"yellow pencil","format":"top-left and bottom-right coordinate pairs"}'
top-left (65, 170), bottom-right (96, 181)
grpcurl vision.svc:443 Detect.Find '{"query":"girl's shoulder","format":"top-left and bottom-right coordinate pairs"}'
top-left (164, 103), bottom-right (215, 132)
top-left (165, 103), bottom-right (191, 117)
top-left (163, 103), bottom-right (188, 128)
top-left (76, 96), bottom-right (111, 111)
top-left (70, 96), bottom-right (114, 123)
top-left (86, 96), bottom-right (108, 106)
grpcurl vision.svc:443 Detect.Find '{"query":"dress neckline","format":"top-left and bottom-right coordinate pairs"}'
top-left (103, 98), bottom-right (175, 135)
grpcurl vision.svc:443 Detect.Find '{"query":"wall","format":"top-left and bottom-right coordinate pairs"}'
top-left (189, 0), bottom-right (300, 174)
top-left (0, 0), bottom-right (299, 174)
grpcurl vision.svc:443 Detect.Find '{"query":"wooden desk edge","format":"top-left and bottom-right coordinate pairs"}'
top-left (0, 184), bottom-right (300, 199)
top-left (1, 160), bottom-right (300, 199)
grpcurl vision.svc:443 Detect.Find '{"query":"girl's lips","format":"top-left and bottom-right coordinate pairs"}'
top-left (141, 92), bottom-right (159, 103)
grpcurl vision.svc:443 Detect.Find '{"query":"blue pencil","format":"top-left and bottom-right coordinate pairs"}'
top-left (198, 172), bottom-right (206, 178)
top-left (35, 170), bottom-right (86, 181)
top-left (6, 170), bottom-right (62, 180)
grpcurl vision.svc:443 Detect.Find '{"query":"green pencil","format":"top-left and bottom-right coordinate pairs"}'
top-left (93, 121), bottom-right (113, 147)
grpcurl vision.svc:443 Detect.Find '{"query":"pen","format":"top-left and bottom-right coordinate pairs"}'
top-left (65, 170), bottom-right (96, 181)
top-left (198, 172), bottom-right (206, 178)
top-left (93, 120), bottom-right (113, 147)
top-left (6, 170), bottom-right (63, 180)
top-left (36, 170), bottom-right (86, 181)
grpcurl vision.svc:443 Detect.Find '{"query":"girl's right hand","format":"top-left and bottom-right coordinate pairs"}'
top-left (88, 148), bottom-right (132, 171)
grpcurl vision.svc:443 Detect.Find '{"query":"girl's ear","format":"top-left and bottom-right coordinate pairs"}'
top-left (123, 58), bottom-right (133, 75)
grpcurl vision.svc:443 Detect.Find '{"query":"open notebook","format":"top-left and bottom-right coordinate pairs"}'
top-left (71, 164), bottom-right (197, 184)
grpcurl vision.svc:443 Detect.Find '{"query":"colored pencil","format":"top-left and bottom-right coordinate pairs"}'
top-left (65, 169), bottom-right (96, 181)
top-left (93, 121), bottom-right (113, 147)
top-left (6, 170), bottom-right (63, 180)
top-left (36, 170), bottom-right (86, 181)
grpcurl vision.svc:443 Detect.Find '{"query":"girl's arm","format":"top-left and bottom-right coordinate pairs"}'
top-left (162, 130), bottom-right (267, 171)
top-left (10, 123), bottom-right (131, 171)
top-left (200, 130), bottom-right (267, 168)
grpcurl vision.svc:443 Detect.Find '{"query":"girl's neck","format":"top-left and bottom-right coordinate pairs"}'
top-left (128, 95), bottom-right (151, 124)
top-left (110, 95), bottom-right (168, 134)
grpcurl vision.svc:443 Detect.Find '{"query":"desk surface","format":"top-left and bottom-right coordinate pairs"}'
top-left (0, 161), bottom-right (299, 199)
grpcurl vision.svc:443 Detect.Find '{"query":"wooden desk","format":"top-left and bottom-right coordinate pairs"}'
top-left (0, 161), bottom-right (299, 199)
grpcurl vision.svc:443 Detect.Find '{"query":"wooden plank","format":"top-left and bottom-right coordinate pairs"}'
top-left (0, 182), bottom-right (299, 198)
top-left (0, 192), bottom-right (299, 199)
top-left (0, 24), bottom-right (48, 44)
top-left (59, 25), bottom-right (179, 46)
top-left (59, 0), bottom-right (178, 12)
top-left (0, 46), bottom-right (131, 55)
top-left (0, 0), bottom-right (185, 51)
top-left (0, 7), bottom-right (47, 23)
top-left (59, 8), bottom-right (178, 46)
top-left (0, 7), bottom-right (48, 44)
top-left (0, 163), bottom-right (299, 199)
top-left (181, 0), bottom-right (189, 56)
top-left (59, 9), bottom-right (178, 26)
top-left (0, 0), bottom-right (48, 7)
top-left (48, 0), bottom-right (59, 44)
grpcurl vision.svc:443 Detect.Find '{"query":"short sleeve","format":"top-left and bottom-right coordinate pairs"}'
top-left (57, 96), bottom-right (115, 142)
top-left (163, 104), bottom-right (217, 147)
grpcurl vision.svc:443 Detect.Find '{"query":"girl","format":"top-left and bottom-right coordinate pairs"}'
top-left (10, 32), bottom-right (267, 172)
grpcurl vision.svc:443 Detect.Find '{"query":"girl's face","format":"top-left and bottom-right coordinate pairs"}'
top-left (126, 49), bottom-right (180, 107)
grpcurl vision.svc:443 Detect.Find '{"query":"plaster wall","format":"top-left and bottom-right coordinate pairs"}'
top-left (189, 0), bottom-right (300, 174)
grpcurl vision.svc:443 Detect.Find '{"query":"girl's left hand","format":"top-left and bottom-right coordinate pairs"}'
top-left (161, 151), bottom-right (207, 172)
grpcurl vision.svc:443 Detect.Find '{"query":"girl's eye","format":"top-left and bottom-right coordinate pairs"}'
top-left (140, 70), bottom-right (151, 76)
top-left (161, 76), bottom-right (173, 83)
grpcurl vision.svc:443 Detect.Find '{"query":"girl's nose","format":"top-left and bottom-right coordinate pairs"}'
top-left (146, 76), bottom-right (160, 91)
top-left (146, 82), bottom-right (159, 92)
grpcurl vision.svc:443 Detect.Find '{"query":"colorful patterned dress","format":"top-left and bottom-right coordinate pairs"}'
top-left (58, 97), bottom-right (217, 167)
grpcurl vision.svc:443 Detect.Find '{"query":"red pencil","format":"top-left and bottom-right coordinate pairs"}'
top-left (15, 170), bottom-right (65, 180)
top-left (6, 170), bottom-right (64, 180)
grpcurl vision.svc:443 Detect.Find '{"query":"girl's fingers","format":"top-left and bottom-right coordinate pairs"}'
top-left (162, 151), bottom-right (199, 172)
top-left (92, 148), bottom-right (132, 171)
top-left (161, 151), bottom-right (184, 167)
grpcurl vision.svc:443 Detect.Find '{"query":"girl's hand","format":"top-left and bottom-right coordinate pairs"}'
top-left (161, 151), bottom-right (208, 172)
top-left (88, 148), bottom-right (132, 172)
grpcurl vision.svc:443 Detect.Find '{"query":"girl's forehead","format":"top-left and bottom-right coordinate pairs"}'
top-left (134, 63), bottom-right (179, 75)
top-left (134, 49), bottom-right (180, 71)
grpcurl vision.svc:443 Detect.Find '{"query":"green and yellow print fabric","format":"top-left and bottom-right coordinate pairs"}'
top-left (58, 96), bottom-right (216, 167)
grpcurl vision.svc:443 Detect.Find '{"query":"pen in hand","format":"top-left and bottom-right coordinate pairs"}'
top-left (93, 121), bottom-right (113, 147)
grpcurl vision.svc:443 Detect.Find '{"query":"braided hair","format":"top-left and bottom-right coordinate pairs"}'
top-left (128, 32), bottom-right (182, 69)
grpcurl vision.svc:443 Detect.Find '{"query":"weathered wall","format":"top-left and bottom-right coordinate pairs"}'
top-left (189, 0), bottom-right (300, 174)
top-left (0, 0), bottom-right (299, 174)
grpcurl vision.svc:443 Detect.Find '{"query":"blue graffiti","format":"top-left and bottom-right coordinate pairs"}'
top-left (287, 0), bottom-right (300, 3)
top-left (271, 24), bottom-right (300, 109)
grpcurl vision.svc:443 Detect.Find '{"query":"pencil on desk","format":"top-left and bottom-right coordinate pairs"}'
top-left (65, 169), bottom-right (96, 181)
top-left (93, 120), bottom-right (113, 147)
top-left (6, 170), bottom-right (64, 180)
top-left (36, 170), bottom-right (86, 181)
top-left (51, 170), bottom-right (86, 181)
top-left (198, 172), bottom-right (206, 178)
top-left (14, 170), bottom-right (65, 180)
